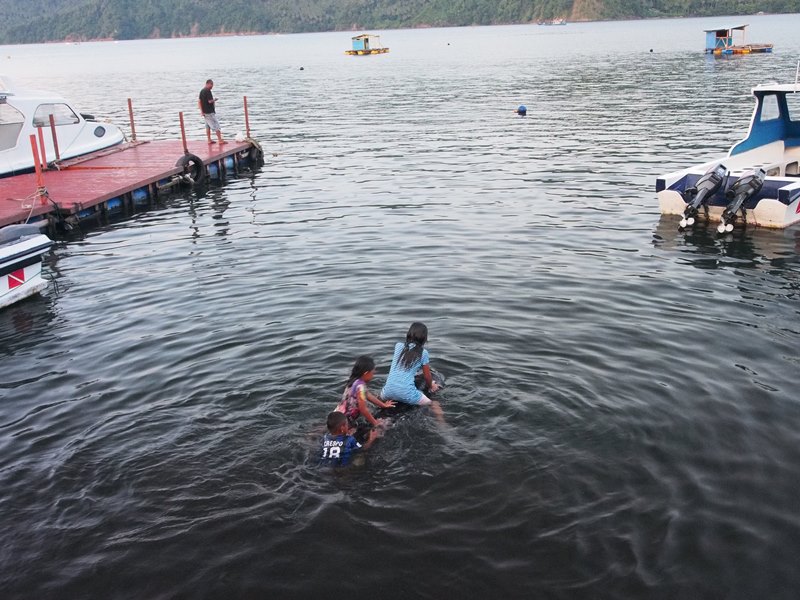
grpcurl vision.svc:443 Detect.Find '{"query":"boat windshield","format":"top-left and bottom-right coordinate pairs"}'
top-left (785, 92), bottom-right (800, 123)
top-left (33, 103), bottom-right (79, 127)
top-left (760, 94), bottom-right (780, 121)
top-left (0, 103), bottom-right (24, 151)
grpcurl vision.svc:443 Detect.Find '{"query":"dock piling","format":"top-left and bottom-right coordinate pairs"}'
top-left (244, 96), bottom-right (251, 139)
top-left (127, 98), bottom-right (137, 141)
top-left (36, 126), bottom-right (47, 169)
top-left (48, 114), bottom-right (61, 162)
top-left (179, 112), bottom-right (188, 154)
top-left (28, 134), bottom-right (47, 205)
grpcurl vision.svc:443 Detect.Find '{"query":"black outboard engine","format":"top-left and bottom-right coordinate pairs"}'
top-left (679, 163), bottom-right (727, 229)
top-left (717, 168), bottom-right (766, 234)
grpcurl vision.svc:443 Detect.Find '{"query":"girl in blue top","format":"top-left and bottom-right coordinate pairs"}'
top-left (381, 322), bottom-right (444, 421)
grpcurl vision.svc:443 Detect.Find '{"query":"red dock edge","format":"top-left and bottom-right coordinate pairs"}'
top-left (0, 139), bottom-right (260, 230)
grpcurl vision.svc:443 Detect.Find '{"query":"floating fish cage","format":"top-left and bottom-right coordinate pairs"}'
top-left (704, 25), bottom-right (773, 55)
top-left (346, 34), bottom-right (389, 56)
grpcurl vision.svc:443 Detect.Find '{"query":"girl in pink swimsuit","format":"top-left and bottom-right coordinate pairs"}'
top-left (336, 355), bottom-right (395, 431)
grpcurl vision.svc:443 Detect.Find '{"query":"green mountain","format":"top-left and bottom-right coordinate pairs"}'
top-left (0, 0), bottom-right (797, 44)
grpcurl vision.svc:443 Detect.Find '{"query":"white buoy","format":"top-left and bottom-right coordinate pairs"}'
top-left (679, 219), bottom-right (687, 228)
top-left (687, 217), bottom-right (695, 226)
top-left (726, 223), bottom-right (734, 232)
top-left (717, 223), bottom-right (726, 234)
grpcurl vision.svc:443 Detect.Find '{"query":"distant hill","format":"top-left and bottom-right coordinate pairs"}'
top-left (0, 0), bottom-right (798, 44)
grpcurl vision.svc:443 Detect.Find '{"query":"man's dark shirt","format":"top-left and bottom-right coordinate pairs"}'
top-left (199, 88), bottom-right (215, 114)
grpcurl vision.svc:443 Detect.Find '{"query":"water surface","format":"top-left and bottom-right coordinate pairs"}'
top-left (2, 15), bottom-right (800, 599)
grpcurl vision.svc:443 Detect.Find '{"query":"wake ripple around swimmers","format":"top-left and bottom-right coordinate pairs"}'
top-left (313, 369), bottom-right (448, 468)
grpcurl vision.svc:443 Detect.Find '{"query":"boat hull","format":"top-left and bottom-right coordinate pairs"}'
top-left (658, 187), bottom-right (800, 229)
top-left (0, 226), bottom-right (52, 308)
top-left (656, 135), bottom-right (800, 229)
top-left (0, 133), bottom-right (124, 179)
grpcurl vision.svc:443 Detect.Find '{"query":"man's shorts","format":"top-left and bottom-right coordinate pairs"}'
top-left (203, 113), bottom-right (221, 131)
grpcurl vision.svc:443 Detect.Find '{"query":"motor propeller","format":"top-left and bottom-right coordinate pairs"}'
top-left (679, 163), bottom-right (728, 229)
top-left (716, 168), bottom-right (766, 234)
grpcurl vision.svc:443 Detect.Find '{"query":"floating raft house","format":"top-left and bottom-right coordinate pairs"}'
top-left (345, 34), bottom-right (389, 56)
top-left (704, 25), bottom-right (773, 55)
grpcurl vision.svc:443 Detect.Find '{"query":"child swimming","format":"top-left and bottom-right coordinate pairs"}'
top-left (320, 411), bottom-right (378, 466)
top-left (336, 355), bottom-right (395, 431)
top-left (381, 322), bottom-right (444, 421)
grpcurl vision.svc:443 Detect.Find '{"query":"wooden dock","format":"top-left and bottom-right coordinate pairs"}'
top-left (0, 139), bottom-right (261, 230)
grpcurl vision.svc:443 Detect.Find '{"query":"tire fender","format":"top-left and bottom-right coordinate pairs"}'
top-left (249, 146), bottom-right (264, 166)
top-left (176, 153), bottom-right (206, 185)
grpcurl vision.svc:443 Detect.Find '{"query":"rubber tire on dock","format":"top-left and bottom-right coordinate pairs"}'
top-left (176, 153), bottom-right (206, 186)
top-left (248, 146), bottom-right (263, 167)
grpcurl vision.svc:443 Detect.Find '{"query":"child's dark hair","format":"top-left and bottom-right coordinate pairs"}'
top-left (327, 411), bottom-right (347, 433)
top-left (346, 355), bottom-right (375, 388)
top-left (399, 322), bottom-right (428, 368)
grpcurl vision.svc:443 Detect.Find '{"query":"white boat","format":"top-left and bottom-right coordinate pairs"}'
top-left (657, 83), bottom-right (800, 231)
top-left (0, 75), bottom-right (124, 178)
top-left (0, 224), bottom-right (52, 308)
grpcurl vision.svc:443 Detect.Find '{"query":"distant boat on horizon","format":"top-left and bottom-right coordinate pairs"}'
top-left (538, 18), bottom-right (567, 26)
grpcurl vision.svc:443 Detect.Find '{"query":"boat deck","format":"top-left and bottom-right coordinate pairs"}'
top-left (0, 139), bottom-right (254, 229)
top-left (711, 44), bottom-right (774, 54)
top-left (345, 48), bottom-right (389, 55)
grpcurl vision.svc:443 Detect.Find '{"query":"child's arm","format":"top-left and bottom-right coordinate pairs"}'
top-left (367, 390), bottom-right (395, 409)
top-left (421, 364), bottom-right (440, 393)
top-left (360, 428), bottom-right (380, 450)
top-left (356, 385), bottom-right (381, 427)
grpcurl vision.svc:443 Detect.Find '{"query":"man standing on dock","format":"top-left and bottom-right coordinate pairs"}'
top-left (199, 79), bottom-right (225, 145)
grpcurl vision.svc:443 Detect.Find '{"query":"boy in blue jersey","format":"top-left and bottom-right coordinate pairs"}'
top-left (320, 411), bottom-right (379, 466)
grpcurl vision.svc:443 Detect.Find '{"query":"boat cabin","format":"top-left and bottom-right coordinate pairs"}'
top-left (704, 25), bottom-right (773, 54)
top-left (729, 84), bottom-right (800, 164)
top-left (0, 75), bottom-right (124, 177)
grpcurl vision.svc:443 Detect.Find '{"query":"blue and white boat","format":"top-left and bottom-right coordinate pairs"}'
top-left (657, 83), bottom-right (800, 231)
top-left (0, 224), bottom-right (52, 308)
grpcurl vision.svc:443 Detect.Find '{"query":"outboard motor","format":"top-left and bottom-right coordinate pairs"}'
top-left (679, 163), bottom-right (727, 229)
top-left (717, 168), bottom-right (766, 234)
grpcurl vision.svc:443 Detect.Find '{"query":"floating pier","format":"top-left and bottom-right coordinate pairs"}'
top-left (0, 97), bottom-right (263, 232)
top-left (0, 140), bottom-right (261, 230)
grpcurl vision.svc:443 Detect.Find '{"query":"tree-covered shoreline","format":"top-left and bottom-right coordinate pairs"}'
top-left (0, 0), bottom-right (797, 45)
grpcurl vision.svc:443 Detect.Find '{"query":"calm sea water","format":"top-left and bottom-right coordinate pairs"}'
top-left (2, 15), bottom-right (800, 599)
